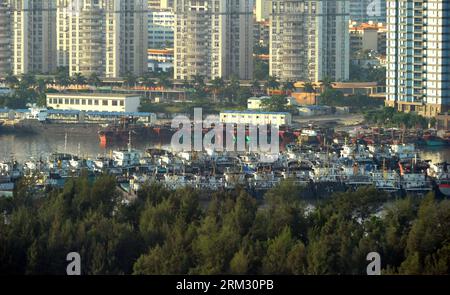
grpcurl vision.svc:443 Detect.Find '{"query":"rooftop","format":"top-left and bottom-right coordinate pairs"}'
top-left (221, 110), bottom-right (290, 116)
top-left (46, 93), bottom-right (141, 98)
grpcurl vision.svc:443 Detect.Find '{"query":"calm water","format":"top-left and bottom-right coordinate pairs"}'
top-left (0, 133), bottom-right (171, 162)
top-left (0, 133), bottom-right (449, 163)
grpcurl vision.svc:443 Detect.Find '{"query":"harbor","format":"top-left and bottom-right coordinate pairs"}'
top-left (1, 122), bottom-right (449, 199)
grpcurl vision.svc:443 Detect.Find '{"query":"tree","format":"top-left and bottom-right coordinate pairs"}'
top-left (319, 77), bottom-right (333, 90)
top-left (287, 241), bottom-right (308, 275)
top-left (282, 81), bottom-right (296, 93)
top-left (5, 72), bottom-right (19, 88)
top-left (260, 95), bottom-right (288, 112)
top-left (303, 82), bottom-right (315, 93)
top-left (72, 73), bottom-right (87, 85)
top-left (20, 73), bottom-right (36, 89)
top-left (139, 73), bottom-right (155, 88)
top-left (54, 67), bottom-right (71, 86)
top-left (87, 73), bottom-right (102, 87)
top-left (158, 76), bottom-right (173, 101)
top-left (253, 58), bottom-right (269, 80)
top-left (251, 79), bottom-right (261, 96)
top-left (210, 77), bottom-right (225, 102)
top-left (229, 248), bottom-right (250, 274)
top-left (262, 227), bottom-right (294, 274)
top-left (225, 75), bottom-right (240, 102)
top-left (266, 76), bottom-right (280, 92)
top-left (192, 74), bottom-right (205, 90)
top-left (123, 72), bottom-right (137, 88)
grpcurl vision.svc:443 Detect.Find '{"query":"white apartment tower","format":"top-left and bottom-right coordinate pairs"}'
top-left (270, 0), bottom-right (350, 82)
top-left (174, 0), bottom-right (253, 81)
top-left (386, 0), bottom-right (450, 117)
top-left (9, 0), bottom-right (57, 75)
top-left (0, 1), bottom-right (11, 76)
top-left (256, 0), bottom-right (271, 22)
top-left (350, 0), bottom-right (386, 23)
top-left (57, 0), bottom-right (148, 78)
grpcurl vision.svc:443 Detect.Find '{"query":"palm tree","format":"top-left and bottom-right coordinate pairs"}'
top-left (282, 80), bottom-right (296, 93)
top-left (319, 76), bottom-right (333, 90)
top-left (123, 72), bottom-right (137, 88)
top-left (36, 78), bottom-right (47, 95)
top-left (303, 82), bottom-right (315, 93)
top-left (182, 79), bottom-right (192, 89)
top-left (87, 73), bottom-right (101, 87)
top-left (251, 79), bottom-right (261, 96)
top-left (227, 74), bottom-right (240, 102)
top-left (192, 74), bottom-right (205, 90)
top-left (139, 73), bottom-right (156, 88)
top-left (210, 77), bottom-right (225, 102)
top-left (20, 73), bottom-right (36, 89)
top-left (4, 72), bottom-right (19, 89)
top-left (265, 76), bottom-right (280, 94)
top-left (72, 73), bottom-right (87, 86)
top-left (158, 76), bottom-right (173, 101)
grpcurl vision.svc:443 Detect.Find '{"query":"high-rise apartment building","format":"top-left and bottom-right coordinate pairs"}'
top-left (0, 1), bottom-right (11, 76)
top-left (148, 0), bottom-right (161, 9)
top-left (149, 0), bottom-right (174, 9)
top-left (161, 0), bottom-right (174, 9)
top-left (57, 0), bottom-right (148, 78)
top-left (255, 0), bottom-right (271, 22)
top-left (350, 0), bottom-right (386, 23)
top-left (148, 8), bottom-right (175, 49)
top-left (386, 0), bottom-right (450, 118)
top-left (9, 0), bottom-right (57, 75)
top-left (174, 0), bottom-right (253, 81)
top-left (270, 0), bottom-right (350, 82)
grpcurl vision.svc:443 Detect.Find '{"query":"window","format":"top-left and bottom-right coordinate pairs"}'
top-left (112, 100), bottom-right (118, 106)
top-left (94, 100), bottom-right (99, 105)
top-left (88, 99), bottom-right (92, 105)
top-left (102, 100), bottom-right (108, 106)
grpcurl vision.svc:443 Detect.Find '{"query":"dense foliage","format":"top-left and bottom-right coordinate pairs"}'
top-left (364, 107), bottom-right (432, 129)
top-left (0, 176), bottom-right (449, 275)
top-left (319, 89), bottom-right (383, 111)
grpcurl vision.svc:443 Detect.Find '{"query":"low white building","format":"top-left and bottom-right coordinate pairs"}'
top-left (46, 93), bottom-right (141, 113)
top-left (220, 110), bottom-right (292, 126)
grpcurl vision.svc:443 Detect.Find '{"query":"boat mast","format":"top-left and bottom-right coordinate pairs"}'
top-left (128, 131), bottom-right (132, 152)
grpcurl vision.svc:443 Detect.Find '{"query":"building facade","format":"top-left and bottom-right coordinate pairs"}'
top-left (56, 0), bottom-right (148, 78)
top-left (255, 0), bottom-right (270, 22)
top-left (46, 93), bottom-right (141, 113)
top-left (349, 21), bottom-right (387, 56)
top-left (174, 0), bottom-right (253, 81)
top-left (9, 0), bottom-right (57, 75)
top-left (148, 48), bottom-right (174, 72)
top-left (220, 110), bottom-right (292, 126)
top-left (350, 0), bottom-right (386, 23)
top-left (270, 0), bottom-right (350, 82)
top-left (0, 1), bottom-right (11, 76)
top-left (148, 8), bottom-right (175, 49)
top-left (386, 0), bottom-right (450, 118)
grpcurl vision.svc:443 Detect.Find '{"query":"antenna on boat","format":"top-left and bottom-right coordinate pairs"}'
top-left (64, 132), bottom-right (67, 154)
top-left (128, 131), bottom-right (132, 152)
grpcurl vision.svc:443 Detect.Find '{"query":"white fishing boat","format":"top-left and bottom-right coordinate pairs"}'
top-left (401, 173), bottom-right (432, 192)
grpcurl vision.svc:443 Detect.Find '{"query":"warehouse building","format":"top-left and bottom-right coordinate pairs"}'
top-left (46, 93), bottom-right (141, 113)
